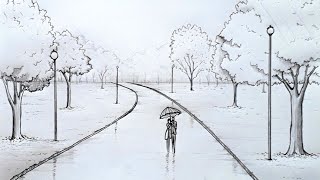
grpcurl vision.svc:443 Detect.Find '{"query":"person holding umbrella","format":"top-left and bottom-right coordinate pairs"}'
top-left (160, 107), bottom-right (181, 153)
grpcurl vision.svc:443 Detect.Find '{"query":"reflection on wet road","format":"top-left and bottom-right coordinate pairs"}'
top-left (21, 84), bottom-right (252, 180)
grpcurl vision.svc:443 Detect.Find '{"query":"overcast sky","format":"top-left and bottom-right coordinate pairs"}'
top-left (38, 0), bottom-right (237, 58)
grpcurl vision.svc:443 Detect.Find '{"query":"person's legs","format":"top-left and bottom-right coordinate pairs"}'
top-left (172, 135), bottom-right (176, 153)
top-left (166, 139), bottom-right (171, 152)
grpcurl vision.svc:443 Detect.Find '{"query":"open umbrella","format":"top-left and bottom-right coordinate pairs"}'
top-left (160, 107), bottom-right (181, 119)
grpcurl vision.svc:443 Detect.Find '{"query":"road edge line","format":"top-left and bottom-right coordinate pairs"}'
top-left (130, 83), bottom-right (258, 180)
top-left (11, 83), bottom-right (138, 180)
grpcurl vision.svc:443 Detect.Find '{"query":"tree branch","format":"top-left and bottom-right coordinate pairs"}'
top-left (300, 66), bottom-right (317, 96)
top-left (68, 73), bottom-right (73, 82)
top-left (193, 68), bottom-right (204, 80)
top-left (18, 82), bottom-right (25, 98)
top-left (61, 72), bottom-right (69, 84)
top-left (184, 55), bottom-right (193, 76)
top-left (2, 78), bottom-right (14, 106)
top-left (176, 59), bottom-right (190, 78)
top-left (289, 66), bottom-right (299, 95)
top-left (275, 72), bottom-right (293, 92)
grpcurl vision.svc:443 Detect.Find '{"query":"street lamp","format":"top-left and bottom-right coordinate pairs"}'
top-left (171, 64), bottom-right (175, 93)
top-left (116, 65), bottom-right (119, 104)
top-left (50, 49), bottom-right (58, 141)
top-left (267, 25), bottom-right (274, 160)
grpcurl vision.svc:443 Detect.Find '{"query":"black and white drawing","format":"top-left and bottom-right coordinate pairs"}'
top-left (0, 0), bottom-right (319, 179)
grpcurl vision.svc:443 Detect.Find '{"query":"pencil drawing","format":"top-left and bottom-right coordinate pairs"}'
top-left (0, 0), bottom-right (319, 180)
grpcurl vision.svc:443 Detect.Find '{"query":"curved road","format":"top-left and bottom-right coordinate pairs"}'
top-left (20, 83), bottom-right (252, 180)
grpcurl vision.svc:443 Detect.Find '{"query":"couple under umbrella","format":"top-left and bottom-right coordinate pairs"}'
top-left (160, 106), bottom-right (181, 153)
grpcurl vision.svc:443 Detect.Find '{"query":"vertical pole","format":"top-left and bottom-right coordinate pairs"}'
top-left (54, 59), bottom-right (57, 141)
top-left (116, 66), bottom-right (119, 104)
top-left (268, 34), bottom-right (272, 160)
top-left (171, 65), bottom-right (174, 93)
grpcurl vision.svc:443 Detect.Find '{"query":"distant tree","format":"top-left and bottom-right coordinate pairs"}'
top-left (261, 83), bottom-right (267, 93)
top-left (92, 72), bottom-right (96, 83)
top-left (170, 24), bottom-right (212, 91)
top-left (212, 35), bottom-right (266, 107)
top-left (205, 71), bottom-right (211, 86)
top-left (54, 30), bottom-right (92, 109)
top-left (96, 49), bottom-right (119, 89)
top-left (0, 0), bottom-right (54, 140)
top-left (221, 0), bottom-right (320, 155)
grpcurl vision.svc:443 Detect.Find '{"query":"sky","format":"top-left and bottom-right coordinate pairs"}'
top-left (37, 0), bottom-right (237, 58)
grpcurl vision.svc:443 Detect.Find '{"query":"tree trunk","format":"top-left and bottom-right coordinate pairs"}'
top-left (190, 78), bottom-right (194, 91)
top-left (11, 98), bottom-right (23, 140)
top-left (2, 79), bottom-right (24, 140)
top-left (232, 82), bottom-right (239, 107)
top-left (262, 83), bottom-right (266, 93)
top-left (286, 92), bottom-right (307, 155)
top-left (66, 81), bottom-right (72, 108)
top-left (62, 72), bottom-right (73, 109)
top-left (190, 80), bottom-right (194, 91)
top-left (99, 73), bottom-right (106, 89)
top-left (100, 77), bottom-right (104, 89)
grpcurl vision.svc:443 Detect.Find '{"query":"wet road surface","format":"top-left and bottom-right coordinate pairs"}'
top-left (21, 84), bottom-right (252, 180)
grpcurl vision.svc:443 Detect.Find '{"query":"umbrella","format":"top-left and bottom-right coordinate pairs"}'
top-left (160, 107), bottom-right (181, 119)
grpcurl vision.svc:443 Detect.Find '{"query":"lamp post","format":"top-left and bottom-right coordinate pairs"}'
top-left (267, 25), bottom-right (274, 160)
top-left (116, 65), bottom-right (119, 104)
top-left (50, 49), bottom-right (58, 141)
top-left (171, 64), bottom-right (175, 93)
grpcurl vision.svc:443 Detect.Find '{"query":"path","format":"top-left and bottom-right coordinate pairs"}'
top-left (19, 83), bottom-right (253, 180)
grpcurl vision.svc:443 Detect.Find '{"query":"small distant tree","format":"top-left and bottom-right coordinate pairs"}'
top-left (205, 70), bottom-right (211, 86)
top-left (95, 49), bottom-right (119, 89)
top-left (54, 30), bottom-right (92, 109)
top-left (0, 0), bottom-right (54, 140)
top-left (170, 24), bottom-right (212, 91)
top-left (92, 72), bottom-right (96, 83)
top-left (85, 46), bottom-right (119, 88)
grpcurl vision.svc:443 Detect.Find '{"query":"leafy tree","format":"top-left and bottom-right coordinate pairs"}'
top-left (212, 36), bottom-right (266, 107)
top-left (0, 0), bottom-right (54, 140)
top-left (220, 0), bottom-right (320, 155)
top-left (54, 30), bottom-right (92, 109)
top-left (170, 24), bottom-right (212, 91)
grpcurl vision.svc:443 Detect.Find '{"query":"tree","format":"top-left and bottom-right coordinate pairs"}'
top-left (220, 0), bottom-right (320, 155)
top-left (129, 43), bottom-right (172, 83)
top-left (205, 70), bottom-right (211, 86)
top-left (54, 30), bottom-right (92, 109)
top-left (94, 49), bottom-right (119, 89)
top-left (170, 24), bottom-right (212, 91)
top-left (0, 0), bottom-right (54, 140)
top-left (212, 36), bottom-right (266, 107)
top-left (80, 38), bottom-right (120, 89)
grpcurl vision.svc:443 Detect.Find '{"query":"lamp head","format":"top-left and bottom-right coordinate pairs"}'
top-left (50, 49), bottom-right (58, 60)
top-left (267, 25), bottom-right (274, 36)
